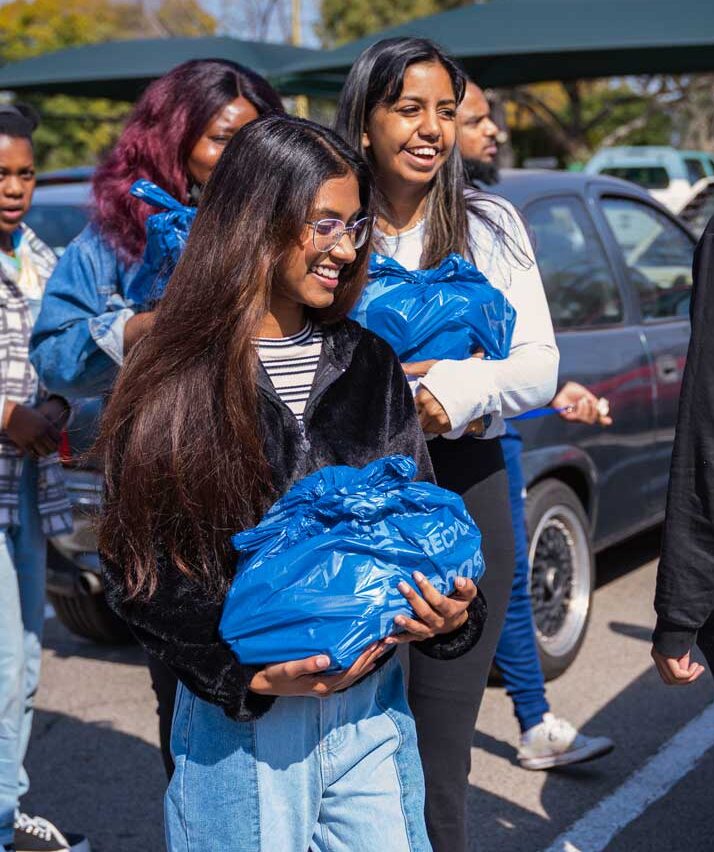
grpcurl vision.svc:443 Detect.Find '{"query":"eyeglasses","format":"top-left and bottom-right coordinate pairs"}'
top-left (305, 216), bottom-right (372, 254)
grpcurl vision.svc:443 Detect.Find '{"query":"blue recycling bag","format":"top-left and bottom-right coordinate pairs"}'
top-left (351, 252), bottom-right (517, 361)
top-left (126, 179), bottom-right (196, 307)
top-left (219, 455), bottom-right (485, 672)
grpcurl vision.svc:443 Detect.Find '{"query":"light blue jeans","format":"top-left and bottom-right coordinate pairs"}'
top-left (0, 461), bottom-right (45, 847)
top-left (165, 655), bottom-right (431, 852)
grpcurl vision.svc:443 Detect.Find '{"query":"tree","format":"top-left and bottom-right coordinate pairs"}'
top-left (319, 0), bottom-right (469, 47)
top-left (0, 0), bottom-right (217, 170)
top-left (505, 76), bottom-right (714, 167)
top-left (318, 0), bottom-right (714, 164)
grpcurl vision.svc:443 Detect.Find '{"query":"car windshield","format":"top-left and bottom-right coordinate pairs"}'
top-left (24, 204), bottom-right (89, 256)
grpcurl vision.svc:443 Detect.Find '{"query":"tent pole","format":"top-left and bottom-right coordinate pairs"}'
top-left (292, 0), bottom-right (309, 117)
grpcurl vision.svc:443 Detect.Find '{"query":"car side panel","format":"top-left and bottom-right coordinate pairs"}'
top-left (516, 326), bottom-right (656, 549)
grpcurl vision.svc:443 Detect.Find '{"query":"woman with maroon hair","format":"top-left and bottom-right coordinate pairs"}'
top-left (29, 58), bottom-right (284, 777)
top-left (30, 58), bottom-right (284, 395)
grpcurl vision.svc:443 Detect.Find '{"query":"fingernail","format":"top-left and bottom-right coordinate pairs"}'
top-left (395, 616), bottom-right (406, 626)
top-left (316, 656), bottom-right (330, 668)
top-left (413, 571), bottom-right (425, 582)
top-left (455, 576), bottom-right (466, 588)
top-left (385, 637), bottom-right (396, 645)
top-left (398, 581), bottom-right (410, 593)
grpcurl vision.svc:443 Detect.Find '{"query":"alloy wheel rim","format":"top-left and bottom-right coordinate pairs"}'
top-left (528, 504), bottom-right (591, 658)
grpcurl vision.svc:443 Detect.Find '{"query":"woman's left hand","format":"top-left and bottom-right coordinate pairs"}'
top-left (414, 387), bottom-right (452, 434)
top-left (385, 572), bottom-right (479, 646)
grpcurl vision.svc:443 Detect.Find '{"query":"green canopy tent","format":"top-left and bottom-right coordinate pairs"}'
top-left (276, 0), bottom-right (714, 93)
top-left (0, 36), bottom-right (320, 100)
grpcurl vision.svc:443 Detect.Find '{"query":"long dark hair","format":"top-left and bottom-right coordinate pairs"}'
top-left (92, 59), bottom-right (284, 263)
top-left (97, 115), bottom-right (374, 600)
top-left (335, 37), bottom-right (526, 270)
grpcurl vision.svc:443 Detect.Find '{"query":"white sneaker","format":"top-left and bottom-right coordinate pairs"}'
top-left (517, 713), bottom-right (614, 770)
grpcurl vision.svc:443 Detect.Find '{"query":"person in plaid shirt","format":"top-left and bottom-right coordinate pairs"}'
top-left (0, 104), bottom-right (88, 852)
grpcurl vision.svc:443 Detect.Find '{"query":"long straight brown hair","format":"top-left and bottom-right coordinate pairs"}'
top-left (97, 115), bottom-right (374, 600)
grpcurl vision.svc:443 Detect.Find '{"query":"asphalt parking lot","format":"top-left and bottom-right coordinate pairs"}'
top-left (23, 526), bottom-right (714, 852)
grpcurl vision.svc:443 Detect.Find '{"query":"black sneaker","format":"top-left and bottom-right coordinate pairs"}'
top-left (13, 814), bottom-right (90, 852)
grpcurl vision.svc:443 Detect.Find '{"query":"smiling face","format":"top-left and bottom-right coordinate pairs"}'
top-left (0, 135), bottom-right (35, 243)
top-left (457, 82), bottom-right (500, 164)
top-left (272, 173), bottom-right (363, 324)
top-left (362, 61), bottom-right (458, 193)
top-left (187, 96), bottom-right (260, 186)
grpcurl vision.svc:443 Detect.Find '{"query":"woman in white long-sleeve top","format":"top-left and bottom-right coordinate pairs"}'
top-left (335, 37), bottom-right (559, 852)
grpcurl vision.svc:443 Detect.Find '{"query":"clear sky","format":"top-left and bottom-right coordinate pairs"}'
top-left (201, 0), bottom-right (322, 47)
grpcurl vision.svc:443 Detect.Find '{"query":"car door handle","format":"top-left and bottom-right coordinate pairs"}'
top-left (656, 355), bottom-right (681, 384)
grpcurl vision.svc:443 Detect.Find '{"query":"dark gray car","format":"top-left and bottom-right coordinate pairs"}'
top-left (30, 171), bottom-right (696, 676)
top-left (493, 170), bottom-right (694, 677)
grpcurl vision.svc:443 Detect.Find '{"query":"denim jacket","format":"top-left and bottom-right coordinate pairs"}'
top-left (29, 224), bottom-right (141, 397)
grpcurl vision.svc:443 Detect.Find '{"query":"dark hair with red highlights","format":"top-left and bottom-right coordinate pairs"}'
top-left (92, 59), bottom-right (284, 263)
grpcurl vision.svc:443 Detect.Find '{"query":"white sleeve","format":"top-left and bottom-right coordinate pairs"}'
top-left (419, 199), bottom-right (559, 438)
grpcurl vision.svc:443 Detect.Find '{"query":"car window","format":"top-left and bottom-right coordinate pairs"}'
top-left (684, 158), bottom-right (707, 184)
top-left (24, 204), bottom-right (89, 256)
top-left (525, 196), bottom-right (623, 330)
top-left (601, 197), bottom-right (693, 321)
top-left (600, 166), bottom-right (670, 190)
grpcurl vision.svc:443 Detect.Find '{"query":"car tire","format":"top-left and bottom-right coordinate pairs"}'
top-left (47, 589), bottom-right (134, 645)
top-left (525, 478), bottom-right (594, 681)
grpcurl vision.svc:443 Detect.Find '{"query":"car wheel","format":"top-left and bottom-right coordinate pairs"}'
top-left (47, 589), bottom-right (134, 644)
top-left (525, 478), bottom-right (594, 681)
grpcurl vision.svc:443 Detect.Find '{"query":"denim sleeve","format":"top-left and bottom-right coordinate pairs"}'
top-left (30, 226), bottom-right (135, 397)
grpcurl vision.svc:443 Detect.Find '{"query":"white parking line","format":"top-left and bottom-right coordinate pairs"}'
top-left (543, 700), bottom-right (714, 852)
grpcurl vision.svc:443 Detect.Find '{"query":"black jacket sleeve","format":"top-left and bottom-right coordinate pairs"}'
top-left (102, 554), bottom-right (276, 721)
top-left (654, 216), bottom-right (714, 657)
top-left (381, 342), bottom-right (488, 659)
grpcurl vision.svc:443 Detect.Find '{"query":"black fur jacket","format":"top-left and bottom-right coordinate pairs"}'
top-left (103, 319), bottom-right (487, 721)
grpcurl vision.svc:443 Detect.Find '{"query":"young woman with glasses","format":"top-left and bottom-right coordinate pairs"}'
top-left (335, 37), bottom-right (559, 852)
top-left (97, 114), bottom-right (484, 852)
top-left (29, 58), bottom-right (285, 778)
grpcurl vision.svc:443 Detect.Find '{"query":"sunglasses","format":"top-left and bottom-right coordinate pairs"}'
top-left (305, 216), bottom-right (372, 254)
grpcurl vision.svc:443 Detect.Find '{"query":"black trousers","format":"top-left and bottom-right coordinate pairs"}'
top-left (409, 436), bottom-right (515, 852)
top-left (146, 652), bottom-right (178, 779)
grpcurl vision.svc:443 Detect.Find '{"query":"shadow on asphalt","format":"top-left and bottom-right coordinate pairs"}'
top-left (469, 663), bottom-right (714, 851)
top-left (42, 618), bottom-right (146, 666)
top-left (23, 708), bottom-right (165, 852)
top-left (595, 526), bottom-right (662, 591)
top-left (467, 527), bottom-right (714, 851)
top-left (608, 621), bottom-right (653, 643)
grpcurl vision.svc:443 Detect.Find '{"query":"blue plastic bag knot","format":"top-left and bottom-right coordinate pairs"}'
top-left (351, 251), bottom-right (517, 362)
top-left (126, 180), bottom-right (197, 308)
top-left (220, 454), bottom-right (486, 672)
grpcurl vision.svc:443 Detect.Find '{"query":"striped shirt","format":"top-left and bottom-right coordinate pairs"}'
top-left (256, 321), bottom-right (324, 422)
